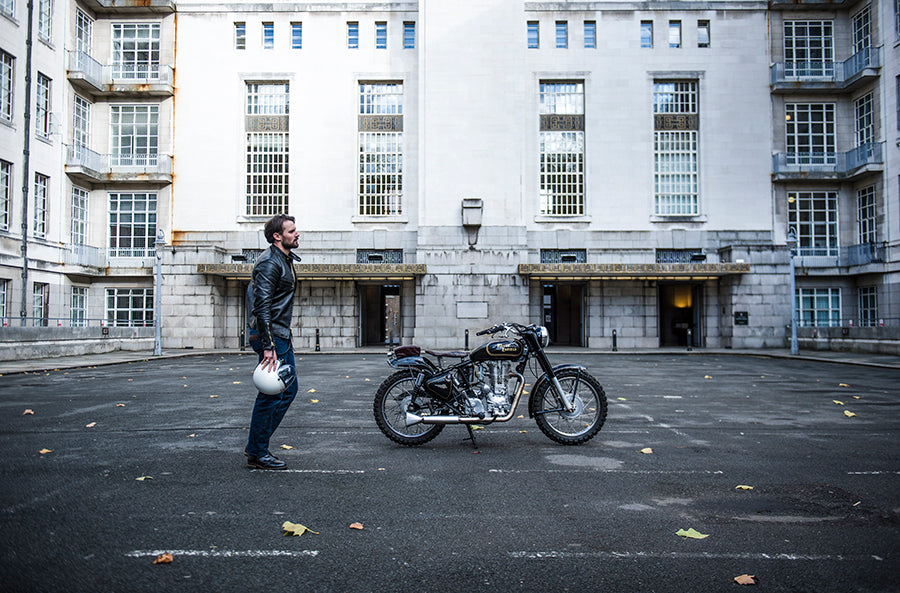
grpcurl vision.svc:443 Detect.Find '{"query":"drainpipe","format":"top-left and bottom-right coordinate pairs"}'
top-left (19, 0), bottom-right (35, 326)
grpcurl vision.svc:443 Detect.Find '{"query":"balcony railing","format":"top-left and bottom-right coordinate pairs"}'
top-left (790, 243), bottom-right (885, 267)
top-left (65, 243), bottom-right (104, 268)
top-left (67, 51), bottom-right (173, 95)
top-left (773, 142), bottom-right (883, 179)
top-left (66, 145), bottom-right (172, 183)
top-left (771, 46), bottom-right (882, 90)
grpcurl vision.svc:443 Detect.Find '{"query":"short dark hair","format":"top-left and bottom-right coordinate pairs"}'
top-left (264, 214), bottom-right (295, 244)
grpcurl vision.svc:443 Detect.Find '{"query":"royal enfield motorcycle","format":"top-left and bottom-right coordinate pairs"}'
top-left (373, 322), bottom-right (608, 446)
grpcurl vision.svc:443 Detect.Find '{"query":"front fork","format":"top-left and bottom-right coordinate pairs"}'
top-left (550, 375), bottom-right (578, 412)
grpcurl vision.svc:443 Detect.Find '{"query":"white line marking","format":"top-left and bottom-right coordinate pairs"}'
top-left (847, 471), bottom-right (900, 475)
top-left (126, 549), bottom-right (318, 559)
top-left (250, 469), bottom-right (366, 474)
top-left (508, 551), bottom-right (865, 561)
top-left (489, 469), bottom-right (724, 475)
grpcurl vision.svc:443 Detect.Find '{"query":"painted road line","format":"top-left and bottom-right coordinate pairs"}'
top-left (249, 469), bottom-right (366, 474)
top-left (489, 469), bottom-right (725, 475)
top-left (126, 549), bottom-right (319, 559)
top-left (508, 551), bottom-right (883, 561)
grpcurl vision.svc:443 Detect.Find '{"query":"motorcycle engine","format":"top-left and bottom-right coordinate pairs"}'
top-left (466, 361), bottom-right (512, 417)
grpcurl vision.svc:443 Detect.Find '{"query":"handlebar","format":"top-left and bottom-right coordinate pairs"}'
top-left (476, 322), bottom-right (533, 336)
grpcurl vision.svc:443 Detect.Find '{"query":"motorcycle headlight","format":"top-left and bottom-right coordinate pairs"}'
top-left (538, 326), bottom-right (550, 348)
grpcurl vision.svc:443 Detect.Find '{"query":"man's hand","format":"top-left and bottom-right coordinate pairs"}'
top-left (261, 349), bottom-right (278, 371)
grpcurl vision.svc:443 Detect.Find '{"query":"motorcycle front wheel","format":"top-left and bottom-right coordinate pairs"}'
top-left (373, 371), bottom-right (445, 446)
top-left (531, 368), bottom-right (607, 445)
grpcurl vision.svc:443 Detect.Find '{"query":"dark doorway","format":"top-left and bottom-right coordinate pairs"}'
top-left (542, 284), bottom-right (584, 347)
top-left (360, 284), bottom-right (401, 346)
top-left (659, 283), bottom-right (702, 347)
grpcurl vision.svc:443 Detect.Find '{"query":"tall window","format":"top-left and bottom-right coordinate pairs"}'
top-left (72, 94), bottom-right (90, 158)
top-left (106, 287), bottom-right (153, 327)
top-left (291, 22), bottom-right (302, 49)
top-left (36, 73), bottom-right (51, 138)
top-left (788, 191), bottom-right (838, 257)
top-left (109, 192), bottom-right (157, 257)
top-left (668, 21), bottom-right (681, 48)
top-left (245, 82), bottom-right (289, 216)
top-left (855, 93), bottom-right (874, 148)
top-left (857, 185), bottom-right (876, 244)
top-left (539, 81), bottom-right (585, 216)
top-left (32, 282), bottom-right (49, 326)
top-left (403, 22), bottom-right (415, 49)
top-left (796, 287), bottom-right (841, 327)
top-left (858, 286), bottom-right (877, 327)
top-left (698, 20), bottom-right (710, 47)
top-left (72, 186), bottom-right (89, 245)
top-left (262, 22), bottom-right (274, 49)
top-left (376, 22), bottom-right (387, 49)
top-left (358, 82), bottom-right (403, 216)
top-left (784, 21), bottom-right (833, 77)
top-left (555, 21), bottom-right (568, 48)
top-left (0, 0), bottom-right (13, 19)
top-left (584, 21), bottom-right (596, 48)
top-left (234, 22), bottom-right (246, 50)
top-left (1, 50), bottom-right (13, 123)
top-left (33, 173), bottom-right (48, 238)
top-left (112, 23), bottom-right (160, 79)
top-left (653, 81), bottom-right (699, 216)
top-left (76, 9), bottom-right (93, 55)
top-left (641, 21), bottom-right (653, 48)
top-left (71, 286), bottom-right (87, 327)
top-left (527, 21), bottom-right (539, 48)
top-left (852, 6), bottom-right (871, 53)
top-left (0, 278), bottom-right (8, 325)
top-left (785, 103), bottom-right (835, 165)
top-left (37, 0), bottom-right (51, 42)
top-left (110, 105), bottom-right (159, 167)
top-left (348, 22), bottom-right (359, 49)
top-left (0, 160), bottom-right (10, 232)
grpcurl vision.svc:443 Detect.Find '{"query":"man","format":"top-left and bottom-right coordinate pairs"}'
top-left (245, 214), bottom-right (301, 470)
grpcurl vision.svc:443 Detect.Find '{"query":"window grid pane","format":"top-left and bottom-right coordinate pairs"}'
top-left (784, 21), bottom-right (834, 77)
top-left (263, 23), bottom-right (274, 49)
top-left (0, 160), bottom-right (10, 232)
top-left (858, 286), bottom-right (877, 327)
top-left (36, 73), bottom-right (51, 137)
top-left (105, 288), bottom-right (154, 328)
top-left (291, 23), bottom-right (302, 49)
top-left (348, 22), bottom-right (359, 49)
top-left (404, 22), bottom-right (415, 49)
top-left (539, 82), bottom-right (585, 216)
top-left (796, 287), bottom-right (841, 328)
top-left (235, 22), bottom-right (246, 50)
top-left (1, 51), bottom-right (14, 122)
top-left (528, 21), bottom-right (539, 48)
top-left (110, 105), bottom-right (159, 166)
top-left (33, 173), bottom-right (48, 238)
top-left (584, 21), bottom-right (596, 48)
top-left (71, 186), bottom-right (89, 244)
top-left (112, 23), bottom-right (160, 79)
top-left (71, 286), bottom-right (88, 327)
top-left (641, 21), bottom-right (653, 48)
top-left (788, 191), bottom-right (838, 257)
top-left (359, 132), bottom-right (403, 216)
top-left (857, 185), bottom-right (876, 244)
top-left (108, 192), bottom-right (157, 257)
top-left (376, 22), bottom-right (387, 49)
top-left (246, 133), bottom-right (289, 217)
top-left (785, 103), bottom-right (836, 164)
top-left (556, 21), bottom-right (568, 48)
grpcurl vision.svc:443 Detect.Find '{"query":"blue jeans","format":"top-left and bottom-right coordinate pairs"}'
top-left (246, 333), bottom-right (298, 458)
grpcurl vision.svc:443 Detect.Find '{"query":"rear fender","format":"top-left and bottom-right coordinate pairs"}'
top-left (389, 356), bottom-right (437, 374)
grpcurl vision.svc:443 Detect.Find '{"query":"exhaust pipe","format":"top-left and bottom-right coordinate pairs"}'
top-left (405, 372), bottom-right (525, 427)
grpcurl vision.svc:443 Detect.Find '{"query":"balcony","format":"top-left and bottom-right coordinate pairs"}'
top-left (67, 51), bottom-right (173, 97)
top-left (790, 243), bottom-right (885, 268)
top-left (772, 142), bottom-right (883, 181)
top-left (769, 0), bottom-right (868, 10)
top-left (66, 146), bottom-right (172, 185)
top-left (79, 0), bottom-right (174, 13)
top-left (771, 47), bottom-right (881, 93)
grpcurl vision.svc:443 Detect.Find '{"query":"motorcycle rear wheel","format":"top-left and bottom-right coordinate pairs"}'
top-left (531, 368), bottom-right (607, 445)
top-left (373, 371), bottom-right (445, 446)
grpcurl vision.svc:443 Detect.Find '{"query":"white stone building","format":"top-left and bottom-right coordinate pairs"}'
top-left (0, 0), bottom-right (897, 358)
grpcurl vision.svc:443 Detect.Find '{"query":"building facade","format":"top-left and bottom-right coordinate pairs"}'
top-left (0, 0), bottom-right (897, 359)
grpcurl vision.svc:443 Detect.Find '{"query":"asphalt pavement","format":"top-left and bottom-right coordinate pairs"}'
top-left (0, 347), bottom-right (898, 592)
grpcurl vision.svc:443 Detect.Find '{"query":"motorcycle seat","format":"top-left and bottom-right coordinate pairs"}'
top-left (425, 349), bottom-right (467, 359)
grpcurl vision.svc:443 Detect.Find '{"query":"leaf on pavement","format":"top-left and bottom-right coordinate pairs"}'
top-left (704, 375), bottom-right (712, 379)
top-left (280, 444), bottom-right (294, 450)
top-left (38, 448), bottom-right (53, 455)
top-left (307, 388), bottom-right (317, 393)
top-left (640, 447), bottom-right (653, 454)
top-left (617, 397), bottom-right (627, 401)
top-left (349, 522), bottom-right (364, 530)
top-left (135, 476), bottom-right (153, 481)
top-left (153, 553), bottom-right (174, 565)
top-left (23, 409), bottom-right (34, 415)
top-left (844, 410), bottom-right (857, 418)
top-left (116, 403), bottom-right (126, 407)
top-left (282, 521), bottom-right (318, 537)
top-left (735, 485), bottom-right (754, 490)
top-left (675, 528), bottom-right (709, 539)
top-left (85, 422), bottom-right (97, 428)
top-left (309, 399), bottom-right (319, 403)
top-left (209, 395), bottom-right (219, 398)
top-left (734, 574), bottom-right (758, 585)
top-left (839, 383), bottom-right (850, 387)
top-left (832, 400), bottom-right (844, 405)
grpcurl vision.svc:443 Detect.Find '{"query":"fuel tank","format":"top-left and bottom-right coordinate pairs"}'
top-left (470, 339), bottom-right (525, 362)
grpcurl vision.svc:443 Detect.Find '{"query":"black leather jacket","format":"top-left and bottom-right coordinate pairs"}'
top-left (248, 245), bottom-right (296, 350)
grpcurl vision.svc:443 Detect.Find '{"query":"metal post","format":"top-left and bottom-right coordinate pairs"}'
top-left (686, 328), bottom-right (693, 351)
top-left (787, 228), bottom-right (798, 355)
top-left (154, 230), bottom-right (165, 356)
top-left (465, 329), bottom-right (469, 351)
top-left (612, 329), bottom-right (617, 352)
top-left (315, 328), bottom-right (320, 352)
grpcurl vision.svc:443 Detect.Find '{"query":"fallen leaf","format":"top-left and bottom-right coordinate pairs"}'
top-left (282, 521), bottom-right (318, 537)
top-left (519, 430), bottom-right (527, 433)
top-left (39, 448), bottom-right (53, 455)
top-left (852, 395), bottom-right (861, 399)
top-left (187, 434), bottom-right (196, 438)
top-left (309, 399), bottom-right (319, 403)
top-left (640, 447), bottom-right (653, 454)
top-left (209, 395), bottom-right (219, 398)
top-left (153, 553), bottom-right (174, 565)
top-left (23, 409), bottom-right (34, 415)
top-left (617, 397), bottom-right (627, 401)
top-left (832, 400), bottom-right (844, 405)
top-left (735, 485), bottom-right (754, 490)
top-left (85, 422), bottom-right (97, 428)
top-left (517, 415), bottom-right (524, 419)
top-left (135, 476), bottom-right (152, 481)
top-left (734, 574), bottom-right (758, 586)
top-left (471, 425), bottom-right (484, 431)
top-left (232, 381), bottom-right (242, 384)
top-left (349, 522), bottom-right (364, 530)
top-left (116, 403), bottom-right (125, 407)
top-left (364, 378), bottom-right (371, 382)
top-left (704, 375), bottom-right (712, 379)
top-left (844, 410), bottom-right (857, 418)
top-left (280, 444), bottom-right (294, 450)
top-left (307, 389), bottom-right (317, 393)
top-left (839, 383), bottom-right (850, 387)
top-left (675, 528), bottom-right (709, 539)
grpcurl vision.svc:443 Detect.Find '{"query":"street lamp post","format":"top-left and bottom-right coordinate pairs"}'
top-left (787, 228), bottom-right (798, 356)
top-left (154, 229), bottom-right (165, 356)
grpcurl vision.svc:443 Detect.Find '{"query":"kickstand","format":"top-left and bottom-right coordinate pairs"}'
top-left (463, 424), bottom-right (479, 450)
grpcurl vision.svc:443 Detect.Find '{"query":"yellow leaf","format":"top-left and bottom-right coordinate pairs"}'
top-left (232, 381), bottom-right (242, 384)
top-left (85, 422), bottom-right (97, 428)
top-left (852, 395), bottom-right (861, 399)
top-left (734, 574), bottom-right (758, 586)
top-left (364, 378), bottom-right (371, 382)
top-left (517, 415), bottom-right (524, 419)
top-left (39, 448), bottom-right (53, 455)
top-left (280, 444), bottom-right (294, 450)
top-left (704, 375), bottom-right (713, 379)
top-left (844, 410), bottom-right (857, 418)
top-left (832, 400), bottom-right (844, 405)
top-left (135, 476), bottom-right (152, 481)
top-left (307, 389), bottom-right (317, 393)
top-left (210, 395), bottom-right (219, 398)
top-left (116, 403), bottom-right (126, 407)
top-left (735, 485), bottom-right (754, 490)
top-left (310, 399), bottom-right (319, 403)
top-left (23, 409), bottom-right (34, 415)
top-left (617, 397), bottom-right (627, 401)
top-left (640, 447), bottom-right (653, 454)
top-left (519, 430), bottom-right (527, 433)
top-left (282, 521), bottom-right (318, 537)
top-left (153, 553), bottom-right (174, 565)
top-left (349, 522), bottom-right (364, 530)
top-left (839, 383), bottom-right (850, 387)
top-left (471, 425), bottom-right (484, 431)
top-left (675, 528), bottom-right (709, 539)
top-left (187, 434), bottom-right (196, 438)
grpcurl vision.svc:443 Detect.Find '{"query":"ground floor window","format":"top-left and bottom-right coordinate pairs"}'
top-left (796, 287), bottom-right (841, 327)
top-left (858, 286), bottom-right (877, 327)
top-left (32, 282), bottom-right (49, 326)
top-left (71, 286), bottom-right (88, 327)
top-left (106, 287), bottom-right (153, 327)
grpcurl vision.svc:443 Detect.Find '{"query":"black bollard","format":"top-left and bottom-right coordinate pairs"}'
top-left (315, 328), bottom-right (320, 352)
top-left (612, 329), bottom-right (617, 352)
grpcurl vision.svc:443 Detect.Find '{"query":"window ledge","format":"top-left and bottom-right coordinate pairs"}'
top-left (534, 215), bottom-right (592, 223)
top-left (650, 214), bottom-right (708, 223)
top-left (351, 215), bottom-right (409, 224)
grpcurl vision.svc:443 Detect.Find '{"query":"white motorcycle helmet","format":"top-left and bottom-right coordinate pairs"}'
top-left (252, 359), bottom-right (296, 395)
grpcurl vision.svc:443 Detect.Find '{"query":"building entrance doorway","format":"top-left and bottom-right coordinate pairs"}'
top-left (659, 284), bottom-right (702, 347)
top-left (542, 284), bottom-right (584, 347)
top-left (360, 284), bottom-right (400, 346)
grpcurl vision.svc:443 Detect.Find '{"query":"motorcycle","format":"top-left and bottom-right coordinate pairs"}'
top-left (373, 322), bottom-right (608, 446)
